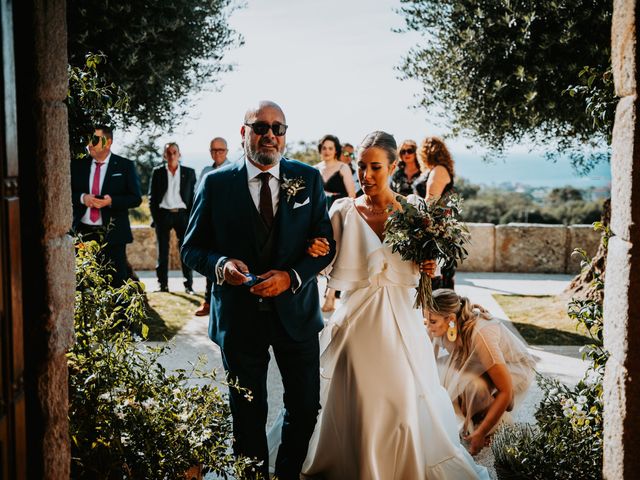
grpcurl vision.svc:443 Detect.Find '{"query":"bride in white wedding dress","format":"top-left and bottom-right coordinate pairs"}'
top-left (270, 131), bottom-right (489, 479)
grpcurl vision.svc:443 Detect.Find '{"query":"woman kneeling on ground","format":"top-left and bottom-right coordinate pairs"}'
top-left (426, 288), bottom-right (536, 455)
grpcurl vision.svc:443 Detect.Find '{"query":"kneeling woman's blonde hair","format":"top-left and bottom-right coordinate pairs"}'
top-left (429, 289), bottom-right (491, 365)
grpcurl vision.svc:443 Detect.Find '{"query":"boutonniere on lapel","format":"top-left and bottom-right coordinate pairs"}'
top-left (281, 175), bottom-right (306, 203)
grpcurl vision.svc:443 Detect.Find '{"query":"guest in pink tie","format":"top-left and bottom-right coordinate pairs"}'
top-left (71, 125), bottom-right (142, 285)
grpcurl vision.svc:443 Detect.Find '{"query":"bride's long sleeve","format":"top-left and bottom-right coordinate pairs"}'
top-left (319, 198), bottom-right (348, 276)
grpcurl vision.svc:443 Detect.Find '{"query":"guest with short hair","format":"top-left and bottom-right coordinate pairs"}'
top-left (71, 124), bottom-right (142, 286)
top-left (195, 137), bottom-right (231, 316)
top-left (197, 137), bottom-right (230, 190)
top-left (148, 142), bottom-right (196, 293)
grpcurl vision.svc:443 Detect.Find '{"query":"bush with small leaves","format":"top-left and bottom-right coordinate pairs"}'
top-left (69, 239), bottom-right (257, 479)
top-left (491, 227), bottom-right (607, 479)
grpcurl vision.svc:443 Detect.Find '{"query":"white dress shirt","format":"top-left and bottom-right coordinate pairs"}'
top-left (245, 157), bottom-right (280, 214)
top-left (80, 153), bottom-right (111, 225)
top-left (215, 157), bottom-right (301, 291)
top-left (159, 165), bottom-right (187, 210)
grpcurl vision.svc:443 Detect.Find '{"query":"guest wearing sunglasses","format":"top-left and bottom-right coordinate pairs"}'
top-left (71, 124), bottom-right (142, 286)
top-left (390, 139), bottom-right (421, 196)
top-left (340, 142), bottom-right (362, 196)
top-left (196, 137), bottom-right (230, 191)
top-left (315, 134), bottom-right (356, 312)
top-left (414, 136), bottom-right (457, 289)
top-left (194, 137), bottom-right (231, 316)
top-left (148, 142), bottom-right (197, 294)
top-left (182, 100), bottom-right (335, 480)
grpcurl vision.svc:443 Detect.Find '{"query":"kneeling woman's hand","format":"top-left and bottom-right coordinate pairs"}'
top-left (419, 259), bottom-right (437, 277)
top-left (307, 237), bottom-right (330, 257)
top-left (464, 429), bottom-right (488, 456)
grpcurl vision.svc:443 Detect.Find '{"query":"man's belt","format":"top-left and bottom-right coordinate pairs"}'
top-left (78, 223), bottom-right (104, 231)
top-left (161, 208), bottom-right (187, 213)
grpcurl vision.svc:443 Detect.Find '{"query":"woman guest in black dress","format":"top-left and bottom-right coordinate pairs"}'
top-left (389, 139), bottom-right (421, 196)
top-left (315, 134), bottom-right (356, 312)
top-left (413, 136), bottom-right (457, 289)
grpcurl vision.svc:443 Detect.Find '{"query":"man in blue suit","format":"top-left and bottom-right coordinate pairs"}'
top-left (71, 125), bottom-right (142, 285)
top-left (182, 101), bottom-right (335, 479)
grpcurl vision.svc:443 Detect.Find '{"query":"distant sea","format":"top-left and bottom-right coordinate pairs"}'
top-left (178, 150), bottom-right (612, 190)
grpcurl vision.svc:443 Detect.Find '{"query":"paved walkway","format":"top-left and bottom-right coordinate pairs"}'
top-left (137, 270), bottom-right (589, 478)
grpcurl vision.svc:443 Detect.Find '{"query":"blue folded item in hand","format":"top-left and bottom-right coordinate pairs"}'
top-left (243, 273), bottom-right (263, 286)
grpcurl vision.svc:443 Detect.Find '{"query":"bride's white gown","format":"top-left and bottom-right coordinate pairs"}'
top-left (270, 197), bottom-right (489, 479)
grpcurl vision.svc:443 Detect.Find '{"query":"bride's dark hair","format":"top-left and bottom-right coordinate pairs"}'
top-left (358, 131), bottom-right (397, 164)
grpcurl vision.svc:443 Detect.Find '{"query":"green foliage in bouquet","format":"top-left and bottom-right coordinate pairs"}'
top-left (69, 239), bottom-right (256, 479)
top-left (492, 226), bottom-right (608, 479)
top-left (384, 193), bottom-right (470, 309)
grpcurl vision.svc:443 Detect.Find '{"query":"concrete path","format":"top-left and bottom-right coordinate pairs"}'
top-left (136, 270), bottom-right (590, 478)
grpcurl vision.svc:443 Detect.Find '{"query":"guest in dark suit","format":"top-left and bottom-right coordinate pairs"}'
top-left (71, 125), bottom-right (142, 286)
top-left (182, 100), bottom-right (335, 480)
top-left (148, 142), bottom-right (197, 293)
top-left (194, 136), bottom-right (230, 316)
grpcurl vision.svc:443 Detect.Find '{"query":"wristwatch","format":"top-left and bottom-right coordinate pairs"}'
top-left (216, 256), bottom-right (229, 284)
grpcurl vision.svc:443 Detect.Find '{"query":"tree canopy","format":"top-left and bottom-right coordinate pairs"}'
top-left (67, 53), bottom-right (130, 160)
top-left (398, 0), bottom-right (614, 172)
top-left (67, 0), bottom-right (242, 130)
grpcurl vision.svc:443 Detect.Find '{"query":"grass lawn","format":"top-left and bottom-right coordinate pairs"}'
top-left (493, 293), bottom-right (591, 346)
top-left (144, 291), bottom-right (204, 341)
top-left (130, 196), bottom-right (151, 226)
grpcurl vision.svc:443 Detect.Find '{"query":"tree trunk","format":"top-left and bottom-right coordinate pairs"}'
top-left (564, 198), bottom-right (610, 301)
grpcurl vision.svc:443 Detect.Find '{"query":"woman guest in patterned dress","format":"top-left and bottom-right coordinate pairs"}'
top-left (315, 134), bottom-right (356, 312)
top-left (389, 139), bottom-right (421, 196)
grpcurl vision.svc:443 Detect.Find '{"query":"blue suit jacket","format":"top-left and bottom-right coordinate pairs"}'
top-left (181, 158), bottom-right (336, 346)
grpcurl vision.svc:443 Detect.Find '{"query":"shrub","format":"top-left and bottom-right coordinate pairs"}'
top-left (68, 239), bottom-right (255, 479)
top-left (492, 230), bottom-right (607, 479)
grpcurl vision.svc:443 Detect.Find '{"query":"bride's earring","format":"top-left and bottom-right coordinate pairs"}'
top-left (447, 320), bottom-right (458, 342)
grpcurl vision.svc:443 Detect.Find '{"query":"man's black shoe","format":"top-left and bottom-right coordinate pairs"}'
top-left (157, 285), bottom-right (169, 293)
top-left (185, 286), bottom-right (196, 295)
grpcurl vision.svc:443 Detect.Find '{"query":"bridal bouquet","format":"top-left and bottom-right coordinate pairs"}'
top-left (383, 193), bottom-right (470, 309)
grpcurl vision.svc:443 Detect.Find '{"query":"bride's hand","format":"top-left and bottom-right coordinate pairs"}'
top-left (419, 259), bottom-right (436, 277)
top-left (307, 237), bottom-right (330, 257)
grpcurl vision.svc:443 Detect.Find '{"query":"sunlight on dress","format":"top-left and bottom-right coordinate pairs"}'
top-left (270, 197), bottom-right (489, 480)
top-left (432, 318), bottom-right (536, 435)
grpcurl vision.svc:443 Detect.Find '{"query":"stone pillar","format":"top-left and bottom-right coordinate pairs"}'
top-left (603, 0), bottom-right (640, 477)
top-left (13, 0), bottom-right (74, 478)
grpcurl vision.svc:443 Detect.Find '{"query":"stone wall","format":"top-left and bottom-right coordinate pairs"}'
top-left (603, 0), bottom-right (640, 477)
top-left (454, 223), bottom-right (600, 274)
top-left (14, 0), bottom-right (75, 477)
top-left (127, 223), bottom-right (602, 274)
top-left (128, 226), bottom-right (182, 271)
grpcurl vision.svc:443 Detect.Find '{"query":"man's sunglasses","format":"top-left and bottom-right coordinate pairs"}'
top-left (88, 135), bottom-right (107, 147)
top-left (244, 122), bottom-right (288, 136)
top-left (343, 152), bottom-right (355, 159)
top-left (399, 148), bottom-right (416, 155)
top-left (210, 148), bottom-right (228, 153)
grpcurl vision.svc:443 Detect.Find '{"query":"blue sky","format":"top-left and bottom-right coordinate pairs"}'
top-left (118, 0), bottom-right (610, 188)
top-left (121, 0), bottom-right (448, 157)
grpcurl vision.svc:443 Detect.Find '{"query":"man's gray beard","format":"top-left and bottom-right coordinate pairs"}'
top-left (245, 142), bottom-right (281, 166)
